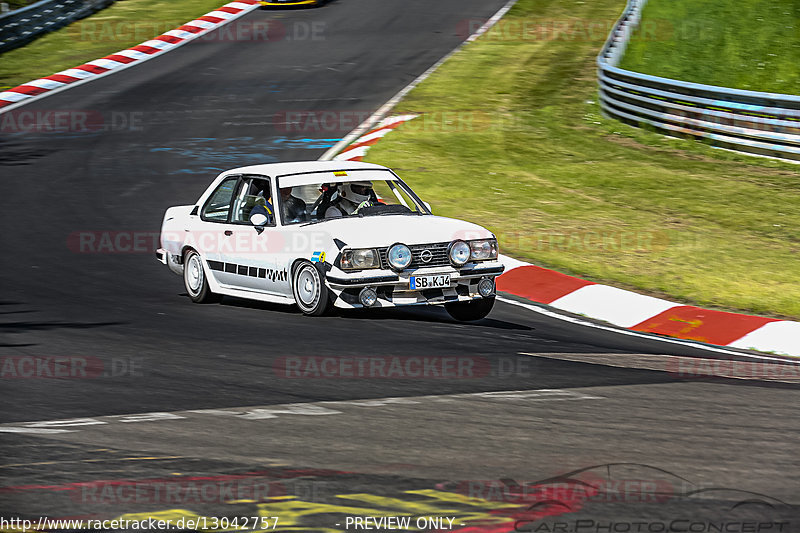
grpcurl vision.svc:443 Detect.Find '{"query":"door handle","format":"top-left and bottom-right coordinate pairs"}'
top-left (224, 230), bottom-right (233, 236)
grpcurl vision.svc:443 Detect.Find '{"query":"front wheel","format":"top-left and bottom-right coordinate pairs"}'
top-left (444, 297), bottom-right (495, 322)
top-left (183, 249), bottom-right (218, 303)
top-left (292, 261), bottom-right (331, 316)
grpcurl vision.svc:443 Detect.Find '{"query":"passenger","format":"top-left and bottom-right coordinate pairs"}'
top-left (250, 182), bottom-right (274, 225)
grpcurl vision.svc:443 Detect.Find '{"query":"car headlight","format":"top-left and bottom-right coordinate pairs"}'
top-left (449, 240), bottom-right (471, 267)
top-left (469, 239), bottom-right (498, 261)
top-left (340, 248), bottom-right (380, 270)
top-left (387, 243), bottom-right (412, 271)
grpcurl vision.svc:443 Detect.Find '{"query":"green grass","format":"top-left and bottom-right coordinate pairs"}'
top-left (366, 0), bottom-right (800, 320)
top-left (621, 0), bottom-right (800, 94)
top-left (0, 0), bottom-right (231, 90)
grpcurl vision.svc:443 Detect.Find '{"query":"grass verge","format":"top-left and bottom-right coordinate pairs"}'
top-left (0, 0), bottom-right (233, 90)
top-left (366, 0), bottom-right (800, 319)
top-left (7, 0), bottom-right (36, 9)
top-left (621, 0), bottom-right (800, 94)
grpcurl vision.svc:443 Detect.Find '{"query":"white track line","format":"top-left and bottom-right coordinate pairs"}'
top-left (0, 389), bottom-right (599, 433)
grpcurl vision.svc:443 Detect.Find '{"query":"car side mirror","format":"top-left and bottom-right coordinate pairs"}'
top-left (251, 213), bottom-right (268, 234)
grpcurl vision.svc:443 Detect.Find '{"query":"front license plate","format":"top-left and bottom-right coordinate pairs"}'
top-left (410, 274), bottom-right (451, 290)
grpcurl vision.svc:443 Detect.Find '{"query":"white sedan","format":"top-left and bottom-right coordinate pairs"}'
top-left (156, 161), bottom-right (504, 320)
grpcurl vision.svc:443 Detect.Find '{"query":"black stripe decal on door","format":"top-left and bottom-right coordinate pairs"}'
top-left (206, 260), bottom-right (287, 281)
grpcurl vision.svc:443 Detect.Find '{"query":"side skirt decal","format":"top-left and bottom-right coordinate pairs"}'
top-left (207, 260), bottom-right (287, 282)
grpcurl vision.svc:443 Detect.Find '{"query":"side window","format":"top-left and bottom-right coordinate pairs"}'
top-left (202, 177), bottom-right (238, 222)
top-left (231, 177), bottom-right (275, 226)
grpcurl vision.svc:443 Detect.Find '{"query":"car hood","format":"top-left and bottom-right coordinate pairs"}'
top-left (308, 214), bottom-right (494, 248)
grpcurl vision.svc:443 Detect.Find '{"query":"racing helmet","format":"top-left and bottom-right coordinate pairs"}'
top-left (341, 181), bottom-right (373, 205)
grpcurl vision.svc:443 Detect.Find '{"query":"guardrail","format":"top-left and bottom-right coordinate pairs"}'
top-left (597, 0), bottom-right (800, 162)
top-left (0, 0), bottom-right (115, 53)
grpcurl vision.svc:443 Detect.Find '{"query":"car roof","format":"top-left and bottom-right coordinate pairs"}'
top-left (223, 160), bottom-right (389, 177)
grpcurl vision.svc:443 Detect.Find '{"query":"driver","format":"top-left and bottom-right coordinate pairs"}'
top-left (325, 181), bottom-right (375, 218)
top-left (280, 186), bottom-right (309, 223)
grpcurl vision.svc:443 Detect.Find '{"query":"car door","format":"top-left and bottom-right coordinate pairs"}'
top-left (192, 174), bottom-right (241, 288)
top-left (215, 176), bottom-right (289, 294)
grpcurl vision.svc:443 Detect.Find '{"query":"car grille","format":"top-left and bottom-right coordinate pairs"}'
top-left (378, 242), bottom-right (452, 270)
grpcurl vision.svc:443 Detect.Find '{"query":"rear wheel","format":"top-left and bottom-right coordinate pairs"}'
top-left (292, 261), bottom-right (331, 316)
top-left (444, 297), bottom-right (495, 322)
top-left (183, 249), bottom-right (218, 303)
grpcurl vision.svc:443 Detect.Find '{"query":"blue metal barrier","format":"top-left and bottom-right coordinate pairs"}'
top-left (0, 0), bottom-right (116, 53)
top-left (598, 0), bottom-right (800, 161)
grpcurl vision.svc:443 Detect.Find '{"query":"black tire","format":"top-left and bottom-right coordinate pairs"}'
top-left (183, 249), bottom-right (218, 304)
top-left (444, 297), bottom-right (495, 322)
top-left (292, 261), bottom-right (331, 316)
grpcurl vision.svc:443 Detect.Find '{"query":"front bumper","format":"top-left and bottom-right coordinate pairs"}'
top-left (326, 263), bottom-right (504, 309)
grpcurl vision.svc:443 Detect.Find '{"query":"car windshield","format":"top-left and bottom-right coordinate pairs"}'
top-left (276, 171), bottom-right (429, 225)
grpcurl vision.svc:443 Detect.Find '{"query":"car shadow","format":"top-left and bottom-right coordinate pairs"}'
top-left (215, 294), bottom-right (531, 330)
top-left (0, 301), bottom-right (127, 347)
top-left (338, 305), bottom-right (532, 330)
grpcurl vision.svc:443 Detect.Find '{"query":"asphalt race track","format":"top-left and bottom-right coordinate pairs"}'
top-left (1, 0), bottom-right (798, 529)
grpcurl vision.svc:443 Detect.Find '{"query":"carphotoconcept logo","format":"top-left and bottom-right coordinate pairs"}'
top-left (449, 464), bottom-right (792, 533)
